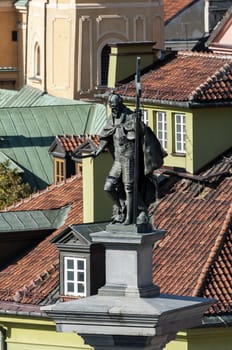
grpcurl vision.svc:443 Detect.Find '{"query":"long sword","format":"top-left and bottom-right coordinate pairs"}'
top-left (133, 57), bottom-right (141, 225)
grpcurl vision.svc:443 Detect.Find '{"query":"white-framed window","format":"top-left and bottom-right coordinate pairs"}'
top-left (142, 109), bottom-right (148, 125)
top-left (175, 113), bottom-right (186, 153)
top-left (156, 111), bottom-right (167, 150)
top-left (64, 257), bottom-right (86, 297)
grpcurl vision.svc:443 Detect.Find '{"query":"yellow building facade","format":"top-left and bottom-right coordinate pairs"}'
top-left (0, 314), bottom-right (92, 350)
top-left (0, 0), bottom-right (27, 89)
top-left (122, 102), bottom-right (232, 174)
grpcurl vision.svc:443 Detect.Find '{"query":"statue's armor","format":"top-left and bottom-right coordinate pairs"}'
top-left (99, 93), bottom-right (166, 225)
top-left (108, 117), bottom-right (135, 186)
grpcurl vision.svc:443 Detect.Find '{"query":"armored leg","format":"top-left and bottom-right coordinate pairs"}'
top-left (104, 177), bottom-right (126, 223)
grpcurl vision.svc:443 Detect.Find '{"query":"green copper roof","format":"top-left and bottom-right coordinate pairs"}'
top-left (0, 206), bottom-right (70, 232)
top-left (0, 86), bottom-right (87, 108)
top-left (0, 89), bottom-right (18, 107)
top-left (0, 87), bottom-right (107, 189)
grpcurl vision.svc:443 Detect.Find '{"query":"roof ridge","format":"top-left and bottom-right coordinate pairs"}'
top-left (57, 133), bottom-right (99, 138)
top-left (178, 50), bottom-right (232, 60)
top-left (192, 201), bottom-right (232, 296)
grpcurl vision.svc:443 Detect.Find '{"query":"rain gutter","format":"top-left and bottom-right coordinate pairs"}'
top-left (95, 94), bottom-right (232, 109)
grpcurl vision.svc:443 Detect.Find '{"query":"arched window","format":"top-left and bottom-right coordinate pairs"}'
top-left (101, 45), bottom-right (111, 86)
top-left (34, 43), bottom-right (41, 77)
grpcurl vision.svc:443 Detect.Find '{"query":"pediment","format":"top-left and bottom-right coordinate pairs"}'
top-left (53, 226), bottom-right (91, 248)
top-left (52, 222), bottom-right (108, 251)
top-left (72, 140), bottom-right (97, 159)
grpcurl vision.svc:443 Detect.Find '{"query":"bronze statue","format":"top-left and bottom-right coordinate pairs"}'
top-left (94, 92), bottom-right (167, 228)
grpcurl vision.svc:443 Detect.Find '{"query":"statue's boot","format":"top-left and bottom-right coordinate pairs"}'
top-left (105, 192), bottom-right (125, 223)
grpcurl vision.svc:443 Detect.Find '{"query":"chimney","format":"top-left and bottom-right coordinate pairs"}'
top-left (107, 41), bottom-right (160, 88)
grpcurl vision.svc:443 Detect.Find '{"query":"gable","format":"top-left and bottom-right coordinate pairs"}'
top-left (163, 0), bottom-right (196, 23)
top-left (207, 7), bottom-right (232, 53)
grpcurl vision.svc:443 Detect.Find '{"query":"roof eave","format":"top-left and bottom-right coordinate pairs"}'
top-left (202, 314), bottom-right (232, 327)
top-left (118, 96), bottom-right (232, 109)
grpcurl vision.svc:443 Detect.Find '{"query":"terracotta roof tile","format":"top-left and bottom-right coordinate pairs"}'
top-left (152, 149), bottom-right (232, 315)
top-left (56, 134), bottom-right (100, 153)
top-left (6, 175), bottom-right (82, 211)
top-left (163, 0), bottom-right (195, 23)
top-left (0, 176), bottom-right (83, 304)
top-left (116, 51), bottom-right (232, 103)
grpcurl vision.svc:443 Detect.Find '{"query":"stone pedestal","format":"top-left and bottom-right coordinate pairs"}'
top-left (43, 226), bottom-right (214, 350)
top-left (92, 226), bottom-right (165, 297)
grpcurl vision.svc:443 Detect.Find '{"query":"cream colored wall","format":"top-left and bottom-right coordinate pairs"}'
top-left (15, 9), bottom-right (28, 89)
top-left (46, 1), bottom-right (76, 98)
top-left (26, 0), bottom-right (46, 91)
top-left (26, 0), bottom-right (164, 98)
top-left (75, 0), bottom-right (163, 99)
top-left (1, 315), bottom-right (92, 350)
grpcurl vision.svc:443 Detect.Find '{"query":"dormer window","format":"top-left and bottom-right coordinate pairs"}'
top-left (52, 223), bottom-right (107, 299)
top-left (64, 257), bottom-right (86, 297)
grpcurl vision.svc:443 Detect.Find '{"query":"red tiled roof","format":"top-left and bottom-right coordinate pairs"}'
top-left (0, 153), bottom-right (231, 316)
top-left (153, 149), bottom-right (232, 315)
top-left (55, 134), bottom-right (100, 153)
top-left (7, 175), bottom-right (82, 210)
top-left (0, 176), bottom-right (83, 305)
top-left (116, 51), bottom-right (232, 103)
top-left (163, 0), bottom-right (195, 23)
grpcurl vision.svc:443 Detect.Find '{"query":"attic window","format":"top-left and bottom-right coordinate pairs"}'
top-left (64, 257), bottom-right (86, 297)
top-left (54, 158), bottom-right (65, 183)
top-left (76, 162), bottom-right (83, 176)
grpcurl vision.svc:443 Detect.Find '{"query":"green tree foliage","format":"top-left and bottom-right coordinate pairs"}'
top-left (0, 161), bottom-right (31, 209)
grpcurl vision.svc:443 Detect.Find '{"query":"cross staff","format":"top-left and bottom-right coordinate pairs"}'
top-left (133, 56), bottom-right (141, 224)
